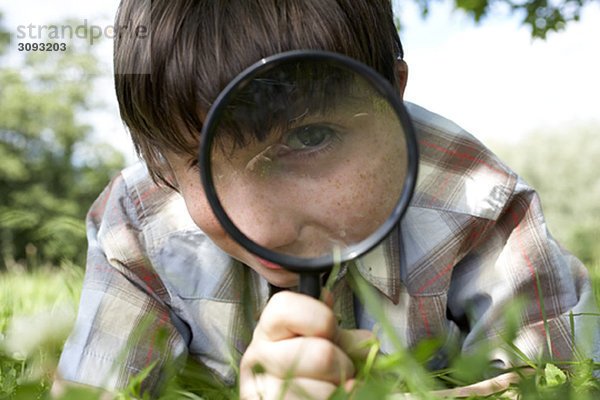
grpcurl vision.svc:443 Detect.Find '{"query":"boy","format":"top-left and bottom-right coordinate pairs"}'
top-left (54, 0), bottom-right (599, 398)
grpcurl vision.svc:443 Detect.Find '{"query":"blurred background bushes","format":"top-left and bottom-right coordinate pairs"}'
top-left (0, 15), bottom-right (125, 270)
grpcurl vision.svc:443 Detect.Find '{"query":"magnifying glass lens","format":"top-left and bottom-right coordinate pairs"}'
top-left (207, 57), bottom-right (409, 262)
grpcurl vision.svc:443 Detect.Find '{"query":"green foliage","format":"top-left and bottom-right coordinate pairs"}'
top-left (160, 358), bottom-right (238, 400)
top-left (544, 363), bottom-right (567, 386)
top-left (0, 13), bottom-right (9, 56)
top-left (117, 361), bottom-right (159, 400)
top-left (0, 261), bottom-right (599, 399)
top-left (0, 17), bottom-right (125, 269)
top-left (0, 263), bottom-right (83, 399)
top-left (403, 0), bottom-right (595, 38)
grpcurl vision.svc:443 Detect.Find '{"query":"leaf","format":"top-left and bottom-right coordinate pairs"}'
top-left (118, 360), bottom-right (158, 399)
top-left (544, 363), bottom-right (567, 387)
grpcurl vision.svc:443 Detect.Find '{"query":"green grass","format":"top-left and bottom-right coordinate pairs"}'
top-left (0, 262), bottom-right (83, 399)
top-left (1, 262), bottom-right (599, 399)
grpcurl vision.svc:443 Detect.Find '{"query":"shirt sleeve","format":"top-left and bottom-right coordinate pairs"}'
top-left (56, 173), bottom-right (187, 396)
top-left (446, 176), bottom-right (600, 368)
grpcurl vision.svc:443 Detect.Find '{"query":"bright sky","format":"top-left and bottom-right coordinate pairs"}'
top-left (1, 0), bottom-right (599, 163)
top-left (398, 1), bottom-right (600, 143)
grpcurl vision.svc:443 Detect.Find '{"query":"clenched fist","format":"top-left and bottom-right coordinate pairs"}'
top-left (239, 291), bottom-right (373, 399)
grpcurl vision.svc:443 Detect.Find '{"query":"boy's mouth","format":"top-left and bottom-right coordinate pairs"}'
top-left (254, 256), bottom-right (285, 271)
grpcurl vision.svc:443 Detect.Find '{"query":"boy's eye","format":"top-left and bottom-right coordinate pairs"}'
top-left (188, 158), bottom-right (201, 172)
top-left (285, 125), bottom-right (335, 150)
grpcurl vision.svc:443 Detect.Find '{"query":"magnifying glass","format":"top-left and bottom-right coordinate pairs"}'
top-left (199, 50), bottom-right (418, 299)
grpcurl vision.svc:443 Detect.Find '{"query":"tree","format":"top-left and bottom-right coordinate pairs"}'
top-left (0, 16), bottom-right (125, 269)
top-left (406, 0), bottom-right (596, 38)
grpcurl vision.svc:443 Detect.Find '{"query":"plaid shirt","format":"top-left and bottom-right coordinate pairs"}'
top-left (57, 103), bottom-right (599, 395)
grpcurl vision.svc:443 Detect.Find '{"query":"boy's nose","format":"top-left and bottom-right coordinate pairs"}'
top-left (233, 203), bottom-right (301, 252)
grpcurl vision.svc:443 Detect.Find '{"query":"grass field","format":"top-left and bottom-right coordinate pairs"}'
top-left (0, 263), bottom-right (82, 399)
top-left (1, 262), bottom-right (599, 399)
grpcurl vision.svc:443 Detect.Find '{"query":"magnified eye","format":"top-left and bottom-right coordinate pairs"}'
top-left (285, 124), bottom-right (336, 150)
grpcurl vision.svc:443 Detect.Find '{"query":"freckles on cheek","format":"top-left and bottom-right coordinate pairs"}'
top-left (184, 196), bottom-right (245, 260)
top-left (182, 184), bottom-right (226, 239)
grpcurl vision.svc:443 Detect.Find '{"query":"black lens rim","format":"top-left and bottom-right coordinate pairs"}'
top-left (199, 50), bottom-right (419, 273)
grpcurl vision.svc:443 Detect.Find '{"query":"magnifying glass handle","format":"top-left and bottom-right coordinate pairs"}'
top-left (299, 273), bottom-right (321, 299)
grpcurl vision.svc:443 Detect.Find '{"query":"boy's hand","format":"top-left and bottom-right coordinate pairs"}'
top-left (239, 291), bottom-right (373, 399)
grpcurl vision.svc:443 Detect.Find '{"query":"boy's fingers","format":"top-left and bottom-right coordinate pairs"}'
top-left (255, 291), bottom-right (338, 342)
top-left (344, 378), bottom-right (358, 393)
top-left (242, 336), bottom-right (355, 385)
top-left (240, 373), bottom-right (338, 400)
top-left (428, 370), bottom-right (532, 398)
top-left (336, 329), bottom-right (376, 361)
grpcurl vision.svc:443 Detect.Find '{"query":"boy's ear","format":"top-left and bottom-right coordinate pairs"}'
top-left (395, 59), bottom-right (409, 99)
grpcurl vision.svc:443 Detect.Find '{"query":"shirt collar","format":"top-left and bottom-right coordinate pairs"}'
top-left (350, 225), bottom-right (403, 305)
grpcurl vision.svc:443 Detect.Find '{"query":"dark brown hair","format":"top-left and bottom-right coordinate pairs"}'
top-left (114, 0), bottom-right (404, 186)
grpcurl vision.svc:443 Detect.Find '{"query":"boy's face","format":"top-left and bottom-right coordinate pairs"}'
top-left (167, 151), bottom-right (300, 288)
top-left (167, 61), bottom-right (410, 288)
top-left (167, 110), bottom-right (406, 288)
